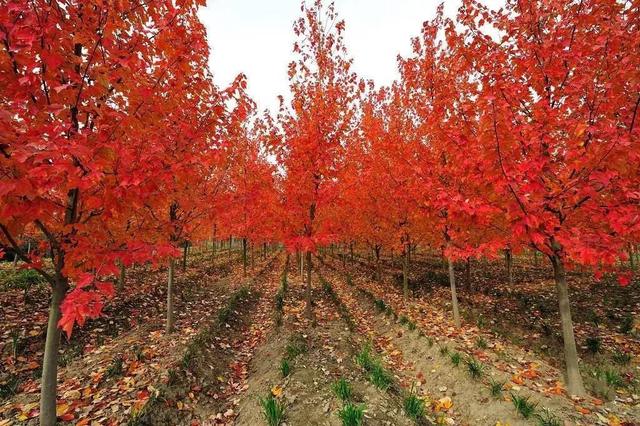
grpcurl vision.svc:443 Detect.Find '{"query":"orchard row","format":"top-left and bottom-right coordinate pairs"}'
top-left (1, 0), bottom-right (638, 424)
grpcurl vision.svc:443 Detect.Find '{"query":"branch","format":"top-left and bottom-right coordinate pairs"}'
top-left (0, 223), bottom-right (55, 285)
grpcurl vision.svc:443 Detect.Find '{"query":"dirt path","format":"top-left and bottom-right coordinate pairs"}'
top-left (319, 255), bottom-right (640, 425)
top-left (235, 262), bottom-right (413, 425)
top-left (139, 251), bottom-right (283, 425)
top-left (0, 250), bottom-right (265, 424)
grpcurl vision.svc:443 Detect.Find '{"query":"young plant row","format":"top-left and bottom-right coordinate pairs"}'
top-left (355, 344), bottom-right (431, 425)
top-left (355, 274), bottom-right (571, 425)
top-left (319, 275), bottom-right (357, 331)
top-left (260, 333), bottom-right (308, 425)
top-left (129, 285), bottom-right (255, 425)
top-left (274, 256), bottom-right (289, 327)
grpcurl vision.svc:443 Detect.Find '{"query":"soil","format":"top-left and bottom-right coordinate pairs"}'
top-left (1, 247), bottom-right (638, 426)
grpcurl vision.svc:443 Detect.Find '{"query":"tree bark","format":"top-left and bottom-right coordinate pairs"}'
top-left (402, 247), bottom-right (409, 301)
top-left (448, 255), bottom-right (461, 328)
top-left (166, 259), bottom-right (175, 333)
top-left (465, 257), bottom-right (471, 290)
top-left (305, 250), bottom-right (313, 320)
top-left (251, 241), bottom-right (255, 271)
top-left (117, 261), bottom-right (125, 293)
top-left (505, 247), bottom-right (513, 284)
top-left (182, 241), bottom-right (188, 272)
top-left (40, 279), bottom-right (67, 426)
top-left (550, 254), bottom-right (585, 396)
top-left (375, 245), bottom-right (382, 281)
top-left (242, 238), bottom-right (248, 276)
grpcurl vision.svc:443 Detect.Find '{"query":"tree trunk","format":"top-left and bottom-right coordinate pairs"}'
top-left (251, 241), bottom-right (255, 271)
top-left (40, 280), bottom-right (67, 426)
top-left (465, 257), bottom-right (471, 290)
top-left (305, 250), bottom-right (313, 320)
top-left (182, 241), bottom-right (188, 272)
top-left (375, 246), bottom-right (381, 281)
top-left (505, 248), bottom-right (513, 284)
top-left (13, 251), bottom-right (18, 267)
top-left (448, 255), bottom-right (461, 328)
top-left (117, 261), bottom-right (125, 293)
top-left (550, 255), bottom-right (585, 395)
top-left (629, 246), bottom-right (636, 270)
top-left (402, 247), bottom-right (409, 301)
top-left (166, 259), bottom-right (175, 333)
top-left (242, 238), bottom-right (248, 276)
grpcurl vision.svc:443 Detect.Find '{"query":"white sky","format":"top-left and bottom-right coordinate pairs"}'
top-left (198, 0), bottom-right (503, 113)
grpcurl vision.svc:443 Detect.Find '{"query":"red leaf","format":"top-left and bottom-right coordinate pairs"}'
top-left (618, 273), bottom-right (632, 287)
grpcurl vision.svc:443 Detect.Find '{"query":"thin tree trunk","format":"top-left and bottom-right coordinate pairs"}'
top-left (402, 247), bottom-right (409, 301)
top-left (305, 250), bottom-right (313, 320)
top-left (251, 241), bottom-right (255, 271)
top-left (375, 246), bottom-right (381, 281)
top-left (13, 252), bottom-right (18, 267)
top-left (182, 241), bottom-right (188, 272)
top-left (448, 255), bottom-right (461, 328)
top-left (242, 238), bottom-right (248, 276)
top-left (465, 257), bottom-right (471, 290)
top-left (117, 261), bottom-right (125, 293)
top-left (629, 246), bottom-right (636, 270)
top-left (40, 280), bottom-right (67, 426)
top-left (166, 259), bottom-right (175, 333)
top-left (550, 254), bottom-right (585, 396)
top-left (39, 185), bottom-right (78, 425)
top-left (505, 248), bottom-right (513, 284)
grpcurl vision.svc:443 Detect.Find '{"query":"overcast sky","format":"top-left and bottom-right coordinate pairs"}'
top-left (198, 1), bottom-right (502, 113)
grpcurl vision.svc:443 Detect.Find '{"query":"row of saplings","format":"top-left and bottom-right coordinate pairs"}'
top-left (257, 261), bottom-right (437, 426)
top-left (356, 278), bottom-right (572, 426)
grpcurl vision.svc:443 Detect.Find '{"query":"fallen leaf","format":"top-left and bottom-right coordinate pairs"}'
top-left (271, 385), bottom-right (283, 398)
